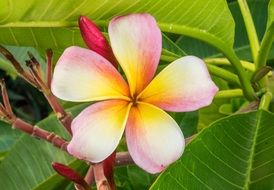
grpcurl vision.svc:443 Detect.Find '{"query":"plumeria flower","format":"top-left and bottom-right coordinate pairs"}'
top-left (51, 13), bottom-right (218, 174)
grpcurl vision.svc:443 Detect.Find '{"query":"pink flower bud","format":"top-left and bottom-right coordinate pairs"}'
top-left (79, 16), bottom-right (118, 68)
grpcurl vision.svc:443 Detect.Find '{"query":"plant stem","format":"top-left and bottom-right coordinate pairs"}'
top-left (0, 80), bottom-right (69, 151)
top-left (223, 49), bottom-right (256, 101)
top-left (115, 152), bottom-right (133, 166)
top-left (215, 89), bottom-right (244, 99)
top-left (44, 91), bottom-right (73, 134)
top-left (12, 119), bottom-right (68, 150)
top-left (258, 91), bottom-right (272, 111)
top-left (204, 58), bottom-right (256, 73)
top-left (93, 163), bottom-right (110, 190)
top-left (237, 0), bottom-right (260, 63)
top-left (84, 166), bottom-right (95, 186)
top-left (0, 80), bottom-right (13, 116)
top-left (207, 64), bottom-right (240, 86)
top-left (256, 23), bottom-right (274, 70)
top-left (160, 54), bottom-right (177, 62)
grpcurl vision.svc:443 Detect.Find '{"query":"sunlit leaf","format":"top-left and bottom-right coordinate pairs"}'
top-left (175, 0), bottom-right (274, 60)
top-left (0, 0), bottom-right (234, 57)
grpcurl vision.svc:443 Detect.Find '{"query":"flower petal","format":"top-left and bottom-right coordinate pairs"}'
top-left (109, 13), bottom-right (162, 96)
top-left (51, 46), bottom-right (130, 102)
top-left (79, 16), bottom-right (118, 68)
top-left (126, 102), bottom-right (184, 174)
top-left (139, 56), bottom-right (219, 112)
top-left (67, 100), bottom-right (131, 163)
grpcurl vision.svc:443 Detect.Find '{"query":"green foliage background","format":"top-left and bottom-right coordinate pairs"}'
top-left (0, 0), bottom-right (273, 189)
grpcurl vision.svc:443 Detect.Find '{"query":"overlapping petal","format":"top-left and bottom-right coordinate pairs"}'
top-left (67, 100), bottom-right (131, 163)
top-left (138, 56), bottom-right (218, 112)
top-left (51, 46), bottom-right (130, 102)
top-left (51, 13), bottom-right (220, 175)
top-left (126, 102), bottom-right (185, 174)
top-left (109, 13), bottom-right (162, 96)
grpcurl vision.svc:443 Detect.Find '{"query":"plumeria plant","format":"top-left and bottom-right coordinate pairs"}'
top-left (0, 0), bottom-right (273, 189)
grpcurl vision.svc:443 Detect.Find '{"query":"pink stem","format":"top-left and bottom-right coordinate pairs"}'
top-left (12, 119), bottom-right (68, 151)
top-left (84, 166), bottom-right (95, 186)
top-left (93, 163), bottom-right (110, 190)
top-left (115, 152), bottom-right (134, 166)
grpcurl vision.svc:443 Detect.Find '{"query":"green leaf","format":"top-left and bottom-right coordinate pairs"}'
top-left (267, 0), bottom-right (274, 28)
top-left (115, 165), bottom-right (157, 190)
top-left (198, 76), bottom-right (230, 130)
top-left (0, 0), bottom-right (235, 55)
top-left (0, 58), bottom-right (17, 78)
top-left (170, 111), bottom-right (198, 138)
top-left (150, 111), bottom-right (274, 189)
top-left (175, 0), bottom-right (274, 60)
top-left (175, 36), bottom-right (220, 58)
top-left (198, 99), bottom-right (228, 130)
top-left (0, 122), bottom-right (20, 161)
top-left (0, 103), bottom-right (88, 190)
top-left (162, 33), bottom-right (186, 58)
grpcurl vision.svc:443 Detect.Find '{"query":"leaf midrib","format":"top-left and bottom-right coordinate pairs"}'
top-left (0, 21), bottom-right (77, 28)
top-left (244, 111), bottom-right (263, 189)
top-left (0, 19), bottom-right (231, 50)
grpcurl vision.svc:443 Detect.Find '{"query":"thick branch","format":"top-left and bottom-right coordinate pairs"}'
top-left (12, 119), bottom-right (68, 151)
top-left (93, 163), bottom-right (110, 190)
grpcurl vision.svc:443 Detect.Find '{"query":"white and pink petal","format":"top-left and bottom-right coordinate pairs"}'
top-left (126, 102), bottom-right (185, 174)
top-left (109, 13), bottom-right (162, 96)
top-left (67, 100), bottom-right (131, 163)
top-left (139, 56), bottom-right (218, 112)
top-left (51, 46), bottom-right (129, 102)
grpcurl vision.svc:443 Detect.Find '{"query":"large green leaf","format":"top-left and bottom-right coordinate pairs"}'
top-left (0, 0), bottom-right (235, 55)
top-left (175, 0), bottom-right (274, 60)
top-left (150, 111), bottom-right (274, 189)
top-left (0, 103), bottom-right (88, 190)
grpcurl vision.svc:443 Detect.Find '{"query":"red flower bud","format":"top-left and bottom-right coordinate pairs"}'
top-left (79, 16), bottom-right (118, 68)
top-left (52, 162), bottom-right (89, 189)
